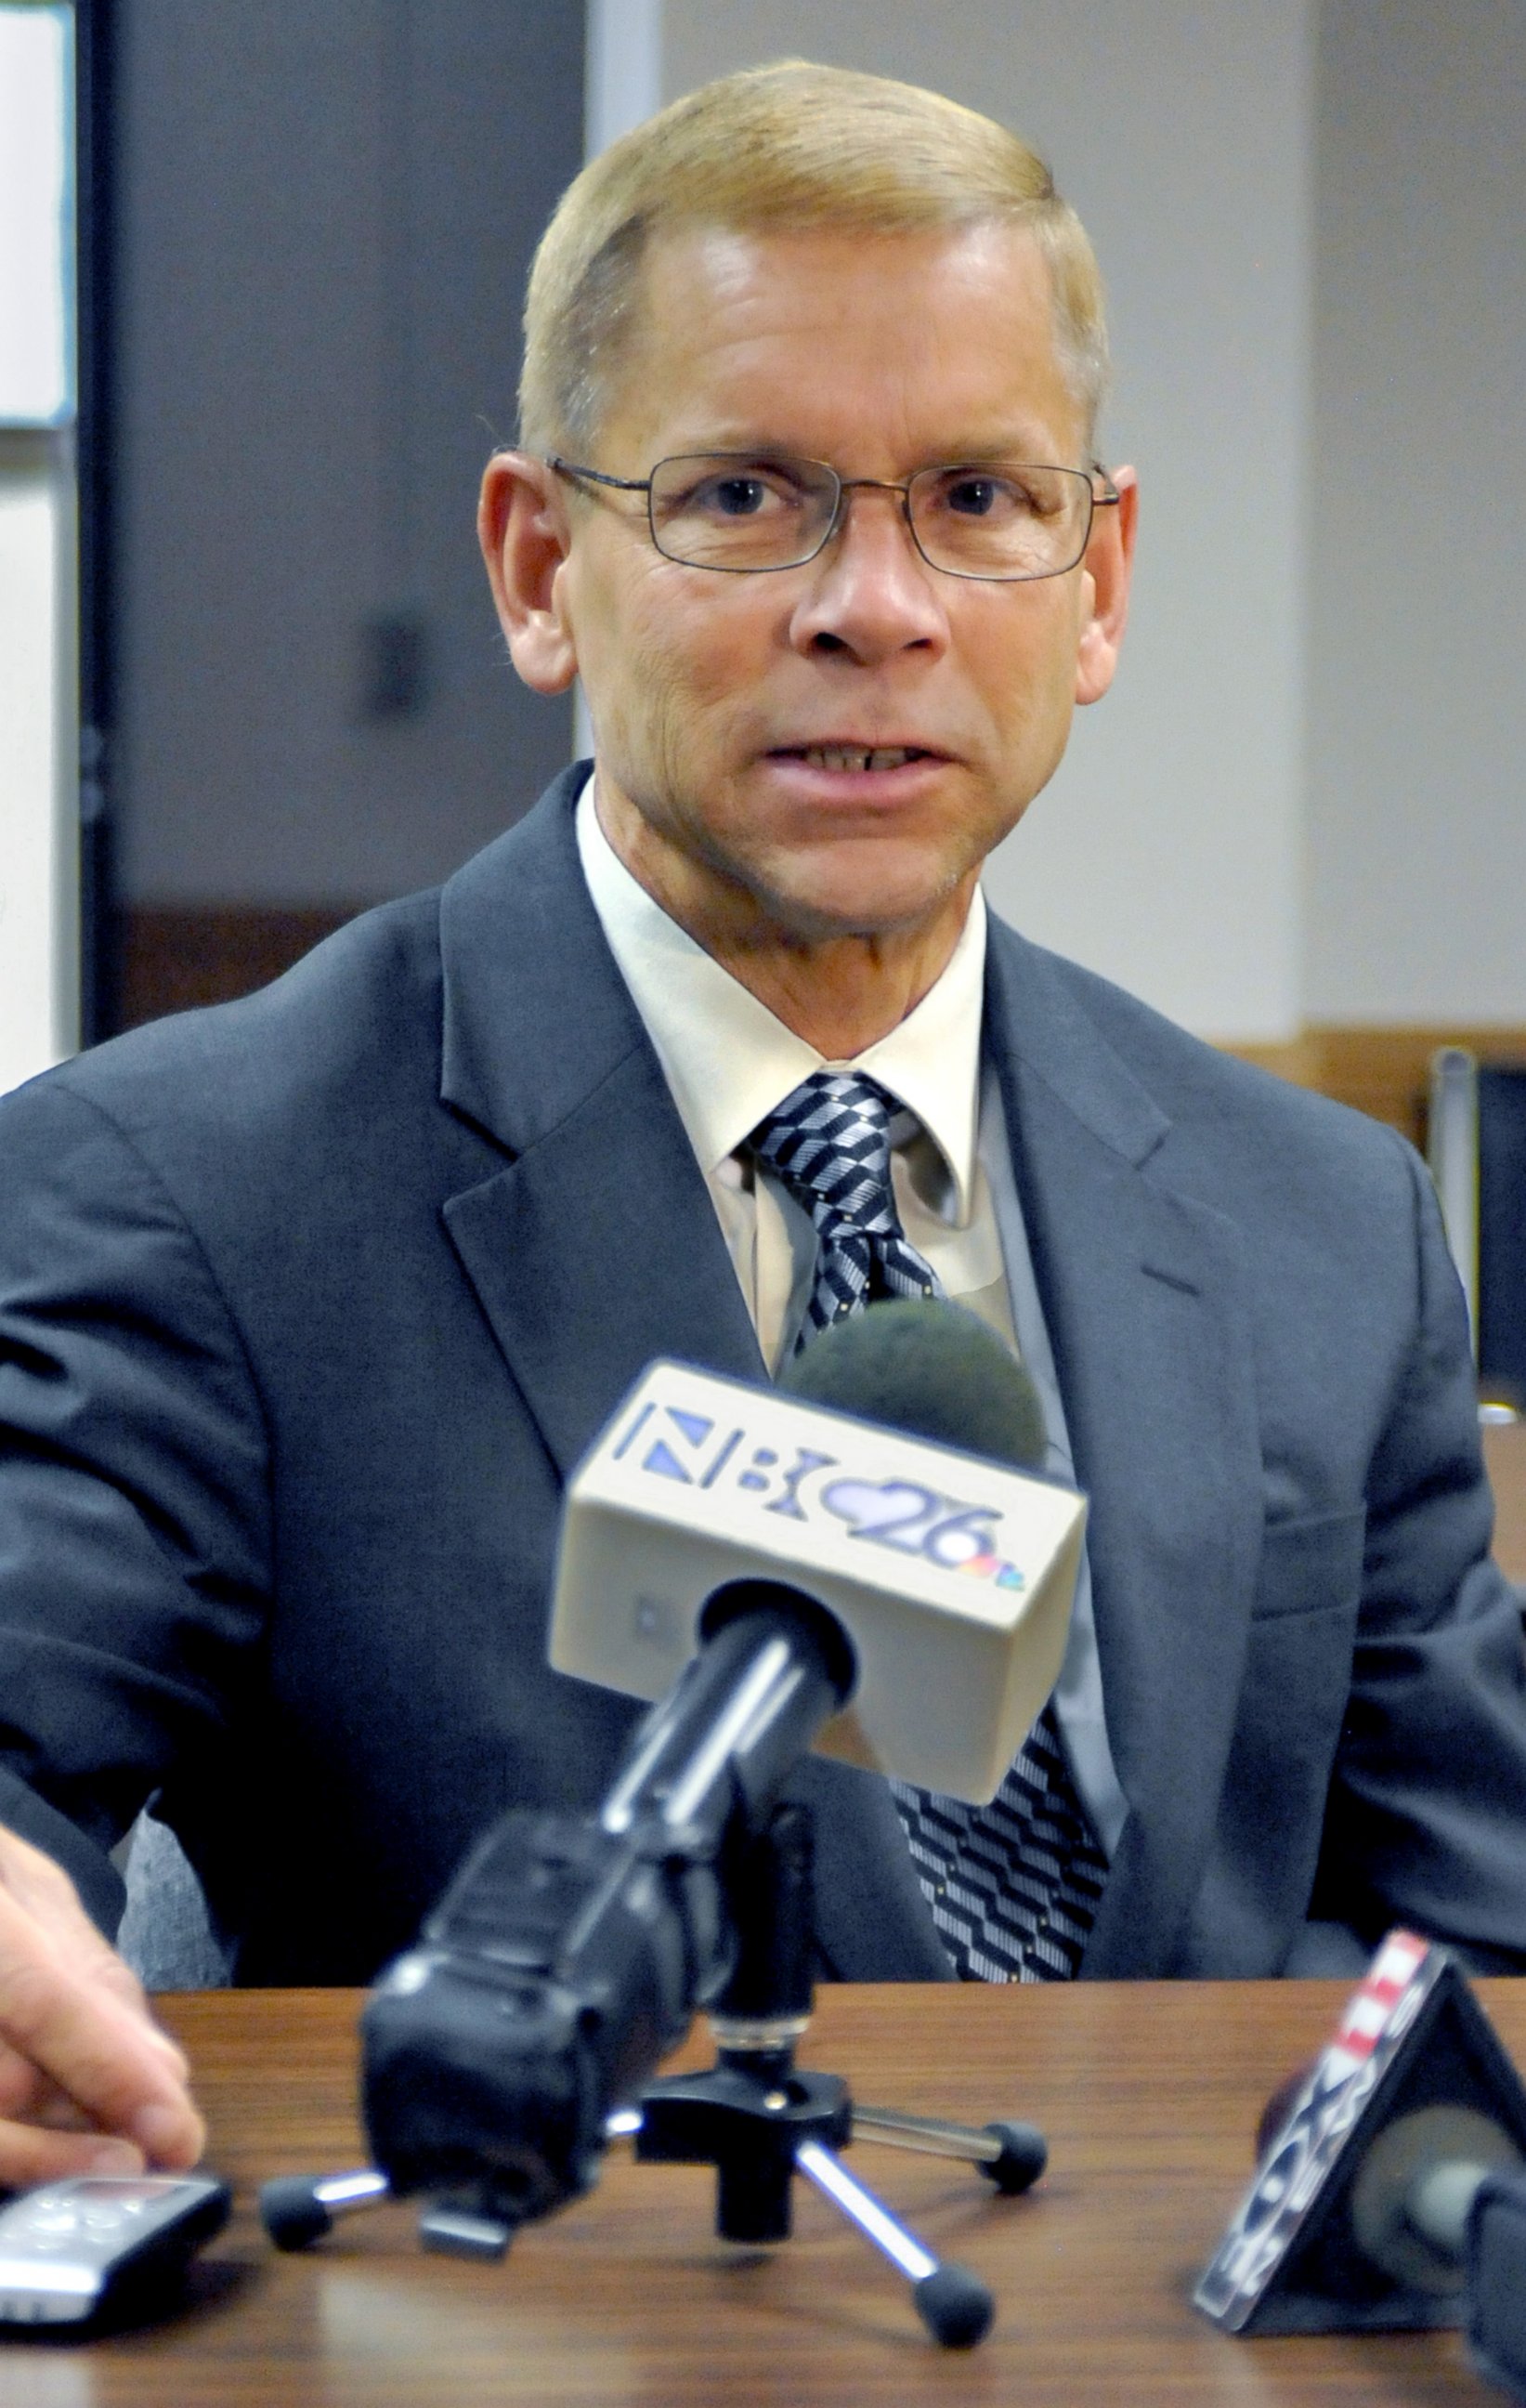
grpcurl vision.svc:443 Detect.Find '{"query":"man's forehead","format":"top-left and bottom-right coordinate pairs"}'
top-left (605, 219), bottom-right (1082, 463)
top-left (637, 216), bottom-right (1054, 328)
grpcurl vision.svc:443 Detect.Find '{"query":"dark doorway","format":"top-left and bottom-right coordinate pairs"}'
top-left (98, 1), bottom-right (583, 1031)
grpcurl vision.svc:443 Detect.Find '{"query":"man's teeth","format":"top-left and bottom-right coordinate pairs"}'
top-left (798, 746), bottom-right (920, 772)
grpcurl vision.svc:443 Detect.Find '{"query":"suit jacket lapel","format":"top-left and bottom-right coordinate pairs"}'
top-left (436, 769), bottom-right (763, 1480)
top-left (985, 927), bottom-right (1264, 1977)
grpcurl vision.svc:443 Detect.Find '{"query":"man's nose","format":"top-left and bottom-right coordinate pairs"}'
top-left (787, 485), bottom-right (950, 665)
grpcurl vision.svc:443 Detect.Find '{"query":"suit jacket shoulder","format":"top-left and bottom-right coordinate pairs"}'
top-left (984, 912), bottom-right (1416, 1198)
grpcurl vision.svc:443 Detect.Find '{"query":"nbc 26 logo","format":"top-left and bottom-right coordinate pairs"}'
top-left (610, 1396), bottom-right (1027, 1592)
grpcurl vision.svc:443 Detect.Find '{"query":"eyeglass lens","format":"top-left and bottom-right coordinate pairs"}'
top-left (646, 452), bottom-right (1095, 579)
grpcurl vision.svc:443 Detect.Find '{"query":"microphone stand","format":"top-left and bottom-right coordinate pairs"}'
top-left (616, 1796), bottom-right (1046, 2346)
top-left (262, 1795), bottom-right (1045, 2347)
top-left (262, 1586), bottom-right (1048, 2349)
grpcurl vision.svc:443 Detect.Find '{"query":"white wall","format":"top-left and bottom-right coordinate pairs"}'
top-left (1304, 0), bottom-right (1526, 1025)
top-left (0, 442), bottom-right (77, 1092)
top-left (0, 4), bottom-right (77, 1094)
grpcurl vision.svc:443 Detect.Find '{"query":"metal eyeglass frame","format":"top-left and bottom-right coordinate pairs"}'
top-left (548, 452), bottom-right (1121, 582)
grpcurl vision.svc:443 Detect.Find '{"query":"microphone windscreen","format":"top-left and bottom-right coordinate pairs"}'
top-left (778, 1299), bottom-right (1048, 1475)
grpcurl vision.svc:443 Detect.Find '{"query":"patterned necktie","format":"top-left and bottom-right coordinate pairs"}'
top-left (889, 1733), bottom-right (1110, 1983)
top-left (750, 1067), bottom-right (1109, 1983)
top-left (749, 1071), bottom-right (940, 1345)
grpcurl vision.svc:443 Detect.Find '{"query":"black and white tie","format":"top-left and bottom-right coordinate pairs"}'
top-left (889, 1733), bottom-right (1109, 1983)
top-left (749, 1071), bottom-right (940, 1345)
top-left (750, 1068), bottom-right (1109, 1983)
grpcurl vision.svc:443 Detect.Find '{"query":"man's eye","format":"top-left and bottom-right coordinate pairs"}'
top-left (946, 477), bottom-right (1005, 518)
top-left (702, 477), bottom-right (770, 517)
top-left (689, 471), bottom-right (798, 518)
top-left (941, 473), bottom-right (1049, 520)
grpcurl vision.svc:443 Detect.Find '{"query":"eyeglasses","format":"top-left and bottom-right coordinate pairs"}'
top-left (549, 451), bottom-right (1120, 582)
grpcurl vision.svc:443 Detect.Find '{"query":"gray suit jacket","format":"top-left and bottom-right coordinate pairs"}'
top-left (1, 766), bottom-right (1523, 1983)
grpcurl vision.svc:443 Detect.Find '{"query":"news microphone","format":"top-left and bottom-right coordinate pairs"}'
top-left (550, 1301), bottom-right (1084, 1803)
top-left (363, 1302), bottom-right (1080, 2236)
top-left (1196, 1930), bottom-right (1526, 2344)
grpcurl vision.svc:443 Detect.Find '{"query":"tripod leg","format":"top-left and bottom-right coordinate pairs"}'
top-left (852, 2104), bottom-right (1048, 2193)
top-left (794, 2140), bottom-right (994, 2349)
top-left (417, 2198), bottom-right (517, 2260)
top-left (260, 2168), bottom-right (390, 2250)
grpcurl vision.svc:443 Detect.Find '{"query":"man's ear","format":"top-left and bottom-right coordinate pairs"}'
top-left (1074, 465), bottom-right (1138, 707)
top-left (477, 451), bottom-right (579, 695)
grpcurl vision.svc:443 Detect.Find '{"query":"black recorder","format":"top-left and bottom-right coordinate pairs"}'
top-left (0, 2174), bottom-right (229, 2328)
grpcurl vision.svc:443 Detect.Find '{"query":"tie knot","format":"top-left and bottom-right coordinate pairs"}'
top-left (750, 1071), bottom-right (901, 1237)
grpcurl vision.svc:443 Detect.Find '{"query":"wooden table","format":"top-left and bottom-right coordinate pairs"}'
top-left (3, 1981), bottom-right (1522, 2406)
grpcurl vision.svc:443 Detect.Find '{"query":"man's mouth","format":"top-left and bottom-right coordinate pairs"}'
top-left (774, 745), bottom-right (933, 773)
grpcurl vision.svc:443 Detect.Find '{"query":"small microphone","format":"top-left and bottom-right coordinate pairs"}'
top-left (1197, 1930), bottom-right (1526, 2349)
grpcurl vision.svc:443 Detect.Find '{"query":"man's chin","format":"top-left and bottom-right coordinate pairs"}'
top-left (741, 847), bottom-right (976, 949)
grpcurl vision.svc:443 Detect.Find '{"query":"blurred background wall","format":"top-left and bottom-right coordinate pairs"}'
top-left (1304, 1), bottom-right (1526, 1028)
top-left (91, 0), bottom-right (1525, 1137)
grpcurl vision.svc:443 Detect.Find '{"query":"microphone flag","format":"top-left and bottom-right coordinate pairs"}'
top-left (549, 1357), bottom-right (1086, 1805)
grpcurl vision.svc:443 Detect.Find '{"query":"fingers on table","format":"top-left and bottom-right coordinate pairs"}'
top-left (0, 1836), bottom-right (205, 2180)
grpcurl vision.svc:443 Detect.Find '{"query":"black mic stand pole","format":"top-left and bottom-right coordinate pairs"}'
top-left (625, 1794), bottom-right (1045, 2346)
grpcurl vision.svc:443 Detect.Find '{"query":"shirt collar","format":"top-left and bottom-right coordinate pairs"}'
top-left (575, 773), bottom-right (986, 1221)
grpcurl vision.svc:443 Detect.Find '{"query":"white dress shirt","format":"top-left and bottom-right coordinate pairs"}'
top-left (574, 774), bottom-right (1126, 1856)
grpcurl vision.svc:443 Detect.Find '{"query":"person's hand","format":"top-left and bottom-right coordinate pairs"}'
top-left (0, 1825), bottom-right (205, 2188)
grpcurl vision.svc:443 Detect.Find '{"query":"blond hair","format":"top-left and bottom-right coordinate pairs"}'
top-left (518, 59), bottom-right (1109, 456)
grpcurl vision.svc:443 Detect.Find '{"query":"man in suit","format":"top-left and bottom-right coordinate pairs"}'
top-left (1, 60), bottom-right (1523, 2187)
